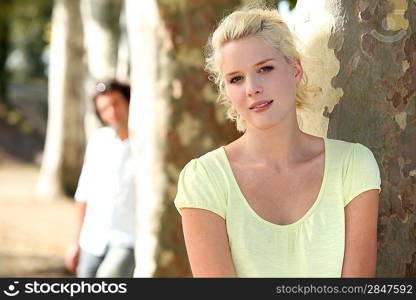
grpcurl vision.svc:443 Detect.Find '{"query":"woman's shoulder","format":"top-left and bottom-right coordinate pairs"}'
top-left (326, 137), bottom-right (379, 179)
top-left (183, 146), bottom-right (226, 171)
top-left (325, 139), bottom-right (381, 206)
top-left (198, 146), bottom-right (224, 161)
top-left (179, 147), bottom-right (228, 186)
top-left (326, 137), bottom-right (375, 160)
top-left (326, 137), bottom-right (355, 152)
top-left (175, 147), bottom-right (228, 218)
top-left (327, 138), bottom-right (374, 164)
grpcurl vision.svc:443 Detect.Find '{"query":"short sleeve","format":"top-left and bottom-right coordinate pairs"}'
top-left (74, 135), bottom-right (96, 203)
top-left (343, 143), bottom-right (381, 207)
top-left (174, 158), bottom-right (226, 219)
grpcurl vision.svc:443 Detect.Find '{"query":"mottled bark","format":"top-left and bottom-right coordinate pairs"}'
top-left (37, 0), bottom-right (85, 200)
top-left (154, 0), bottom-right (242, 277)
top-left (297, 0), bottom-right (416, 277)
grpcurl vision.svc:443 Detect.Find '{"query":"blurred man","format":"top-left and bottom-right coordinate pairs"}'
top-left (65, 80), bottom-right (135, 277)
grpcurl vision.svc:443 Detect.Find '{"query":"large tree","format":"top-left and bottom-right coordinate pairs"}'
top-left (296, 0), bottom-right (416, 277)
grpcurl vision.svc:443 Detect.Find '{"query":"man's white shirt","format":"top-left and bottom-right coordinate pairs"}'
top-left (75, 127), bottom-right (135, 256)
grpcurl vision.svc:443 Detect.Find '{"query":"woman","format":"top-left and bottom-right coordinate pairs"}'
top-left (174, 7), bottom-right (381, 277)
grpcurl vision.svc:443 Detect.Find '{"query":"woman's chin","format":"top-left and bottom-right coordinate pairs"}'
top-left (247, 121), bottom-right (281, 131)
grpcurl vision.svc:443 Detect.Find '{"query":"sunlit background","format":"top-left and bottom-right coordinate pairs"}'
top-left (0, 0), bottom-right (414, 278)
top-left (0, 0), bottom-right (296, 277)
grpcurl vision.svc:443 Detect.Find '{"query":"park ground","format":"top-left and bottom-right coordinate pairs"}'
top-left (0, 152), bottom-right (75, 277)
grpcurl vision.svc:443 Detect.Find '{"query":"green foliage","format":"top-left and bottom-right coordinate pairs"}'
top-left (276, 0), bottom-right (297, 10)
top-left (8, 0), bottom-right (53, 79)
top-left (0, 0), bottom-right (52, 132)
top-left (288, 0), bottom-right (297, 10)
top-left (90, 0), bottom-right (122, 28)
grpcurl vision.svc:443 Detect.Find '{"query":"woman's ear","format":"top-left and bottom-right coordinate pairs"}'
top-left (293, 57), bottom-right (303, 84)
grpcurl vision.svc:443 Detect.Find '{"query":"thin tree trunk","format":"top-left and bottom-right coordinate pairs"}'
top-left (116, 2), bottom-right (130, 83)
top-left (37, 0), bottom-right (85, 201)
top-left (80, 0), bottom-right (122, 139)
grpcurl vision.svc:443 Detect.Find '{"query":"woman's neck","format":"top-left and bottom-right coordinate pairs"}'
top-left (237, 119), bottom-right (307, 169)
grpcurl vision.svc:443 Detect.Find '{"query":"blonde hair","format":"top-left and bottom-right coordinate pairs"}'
top-left (204, 6), bottom-right (309, 132)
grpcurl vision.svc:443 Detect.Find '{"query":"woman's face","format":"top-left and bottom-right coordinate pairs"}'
top-left (95, 90), bottom-right (129, 129)
top-left (220, 36), bottom-right (302, 131)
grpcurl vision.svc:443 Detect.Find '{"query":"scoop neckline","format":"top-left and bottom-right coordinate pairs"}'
top-left (220, 137), bottom-right (328, 229)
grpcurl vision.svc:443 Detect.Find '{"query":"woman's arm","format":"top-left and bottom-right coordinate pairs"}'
top-left (181, 208), bottom-right (236, 277)
top-left (341, 189), bottom-right (379, 277)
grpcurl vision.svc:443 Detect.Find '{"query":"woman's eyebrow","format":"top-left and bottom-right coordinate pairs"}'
top-left (225, 58), bottom-right (276, 77)
top-left (254, 58), bottom-right (275, 66)
top-left (225, 70), bottom-right (240, 77)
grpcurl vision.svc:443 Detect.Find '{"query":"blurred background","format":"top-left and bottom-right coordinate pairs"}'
top-left (0, 0), bottom-right (67, 277)
top-left (0, 0), bottom-right (415, 277)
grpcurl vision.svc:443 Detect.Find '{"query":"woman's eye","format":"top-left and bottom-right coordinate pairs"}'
top-left (230, 76), bottom-right (243, 84)
top-left (259, 66), bottom-right (274, 73)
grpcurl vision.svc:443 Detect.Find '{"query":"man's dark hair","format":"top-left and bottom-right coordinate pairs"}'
top-left (92, 80), bottom-right (131, 124)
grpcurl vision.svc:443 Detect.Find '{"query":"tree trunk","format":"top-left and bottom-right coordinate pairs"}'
top-left (37, 0), bottom-right (85, 201)
top-left (80, 0), bottom-right (122, 138)
top-left (116, 1), bottom-right (130, 83)
top-left (127, 0), bottom-right (242, 277)
top-left (296, 0), bottom-right (416, 277)
top-left (125, 0), bottom-right (168, 277)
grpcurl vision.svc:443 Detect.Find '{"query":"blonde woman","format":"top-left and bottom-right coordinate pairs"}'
top-left (174, 7), bottom-right (381, 277)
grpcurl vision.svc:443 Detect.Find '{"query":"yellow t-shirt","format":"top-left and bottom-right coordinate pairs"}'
top-left (174, 138), bottom-right (381, 277)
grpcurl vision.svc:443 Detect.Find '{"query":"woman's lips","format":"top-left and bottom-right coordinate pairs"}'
top-left (249, 100), bottom-right (273, 112)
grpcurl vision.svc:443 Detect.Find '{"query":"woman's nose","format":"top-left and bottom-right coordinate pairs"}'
top-left (246, 76), bottom-right (263, 97)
